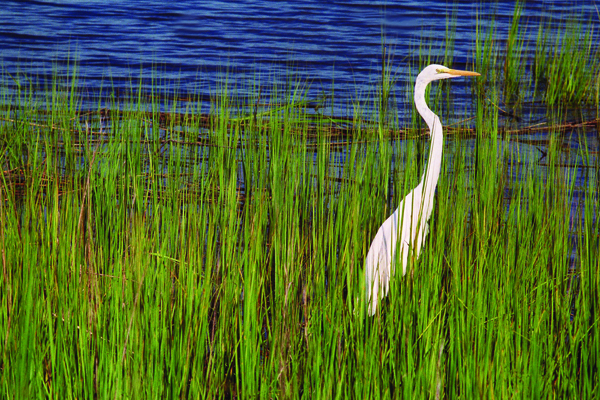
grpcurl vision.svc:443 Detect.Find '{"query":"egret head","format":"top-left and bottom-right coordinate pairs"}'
top-left (417, 64), bottom-right (480, 85)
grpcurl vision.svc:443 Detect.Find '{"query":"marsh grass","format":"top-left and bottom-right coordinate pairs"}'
top-left (1, 9), bottom-right (600, 400)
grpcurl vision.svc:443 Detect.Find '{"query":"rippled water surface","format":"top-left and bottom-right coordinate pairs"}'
top-left (1, 1), bottom-right (598, 267)
top-left (1, 0), bottom-right (598, 102)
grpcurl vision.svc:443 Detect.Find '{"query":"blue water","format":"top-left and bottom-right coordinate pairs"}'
top-left (1, 0), bottom-right (597, 104)
top-left (1, 1), bottom-right (597, 272)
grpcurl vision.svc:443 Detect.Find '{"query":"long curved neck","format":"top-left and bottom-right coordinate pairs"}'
top-left (414, 78), bottom-right (444, 214)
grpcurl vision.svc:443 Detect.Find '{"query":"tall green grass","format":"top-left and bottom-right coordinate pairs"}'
top-left (1, 9), bottom-right (599, 400)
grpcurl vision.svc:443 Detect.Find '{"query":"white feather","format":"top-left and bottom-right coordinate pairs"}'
top-left (364, 64), bottom-right (478, 315)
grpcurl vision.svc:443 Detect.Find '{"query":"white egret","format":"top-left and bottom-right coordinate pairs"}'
top-left (365, 64), bottom-right (479, 315)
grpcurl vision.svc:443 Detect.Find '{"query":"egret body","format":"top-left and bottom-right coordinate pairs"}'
top-left (365, 64), bottom-right (479, 316)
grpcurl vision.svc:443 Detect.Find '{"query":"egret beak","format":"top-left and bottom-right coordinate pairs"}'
top-left (444, 68), bottom-right (480, 77)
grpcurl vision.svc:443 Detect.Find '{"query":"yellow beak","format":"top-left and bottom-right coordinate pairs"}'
top-left (445, 68), bottom-right (480, 77)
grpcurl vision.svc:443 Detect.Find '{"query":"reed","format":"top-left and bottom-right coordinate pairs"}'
top-left (1, 6), bottom-right (599, 399)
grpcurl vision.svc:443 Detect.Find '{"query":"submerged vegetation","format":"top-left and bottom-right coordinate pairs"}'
top-left (1, 5), bottom-right (599, 400)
